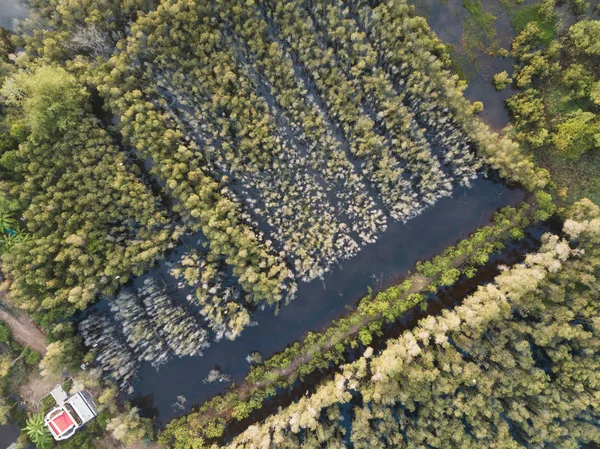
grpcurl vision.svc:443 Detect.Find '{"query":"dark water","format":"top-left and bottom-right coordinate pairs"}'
top-left (409, 0), bottom-right (517, 130)
top-left (221, 219), bottom-right (558, 443)
top-left (0, 0), bottom-right (28, 31)
top-left (127, 175), bottom-right (525, 425)
top-left (0, 423), bottom-right (19, 448)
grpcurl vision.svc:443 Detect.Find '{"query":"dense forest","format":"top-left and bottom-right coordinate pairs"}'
top-left (218, 199), bottom-right (600, 449)
top-left (0, 0), bottom-right (598, 447)
top-left (498, 2), bottom-right (600, 202)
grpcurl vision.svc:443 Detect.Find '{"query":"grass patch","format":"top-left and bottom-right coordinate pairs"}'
top-left (61, 378), bottom-right (73, 395)
top-left (40, 394), bottom-right (57, 414)
top-left (535, 148), bottom-right (600, 205)
top-left (545, 87), bottom-right (591, 117)
top-left (448, 45), bottom-right (477, 81)
top-left (510, 4), bottom-right (557, 46)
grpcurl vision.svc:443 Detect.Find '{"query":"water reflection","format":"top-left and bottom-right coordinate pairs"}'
top-left (0, 0), bottom-right (28, 31)
top-left (106, 176), bottom-right (525, 425)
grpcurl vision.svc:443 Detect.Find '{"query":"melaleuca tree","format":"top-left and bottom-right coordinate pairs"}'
top-left (1, 65), bottom-right (175, 319)
top-left (219, 199), bottom-right (600, 449)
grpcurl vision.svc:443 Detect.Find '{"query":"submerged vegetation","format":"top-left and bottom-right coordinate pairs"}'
top-left (497, 0), bottom-right (600, 203)
top-left (0, 0), bottom-right (598, 448)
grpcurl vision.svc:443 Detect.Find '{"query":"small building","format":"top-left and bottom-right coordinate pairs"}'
top-left (44, 386), bottom-right (97, 441)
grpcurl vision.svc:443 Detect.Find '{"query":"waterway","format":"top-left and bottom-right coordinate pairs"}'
top-left (122, 175), bottom-right (525, 425)
top-left (0, 0), bottom-right (28, 31)
top-left (0, 423), bottom-right (19, 449)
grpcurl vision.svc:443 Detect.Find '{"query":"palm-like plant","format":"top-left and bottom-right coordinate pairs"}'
top-left (24, 413), bottom-right (54, 449)
top-left (23, 413), bottom-right (54, 449)
top-left (11, 228), bottom-right (30, 244)
top-left (1, 225), bottom-right (29, 251)
top-left (0, 211), bottom-right (15, 231)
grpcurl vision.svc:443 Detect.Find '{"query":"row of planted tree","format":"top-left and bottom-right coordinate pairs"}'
top-left (0, 0), bottom-right (558, 445)
top-left (157, 194), bottom-right (556, 448)
top-left (160, 198), bottom-right (599, 449)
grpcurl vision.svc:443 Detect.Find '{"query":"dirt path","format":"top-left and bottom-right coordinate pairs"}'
top-left (18, 371), bottom-right (56, 411)
top-left (0, 304), bottom-right (47, 355)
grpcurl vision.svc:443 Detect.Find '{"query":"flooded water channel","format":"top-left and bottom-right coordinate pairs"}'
top-left (105, 175), bottom-right (525, 425)
top-left (121, 0), bottom-right (530, 423)
top-left (0, 0), bottom-right (541, 439)
top-left (408, 0), bottom-right (518, 130)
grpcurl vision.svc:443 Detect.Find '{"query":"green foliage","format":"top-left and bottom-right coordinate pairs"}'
top-left (24, 348), bottom-right (41, 365)
top-left (561, 63), bottom-right (594, 101)
top-left (1, 65), bottom-right (88, 142)
top-left (0, 150), bottom-right (19, 172)
top-left (0, 210), bottom-right (15, 231)
top-left (1, 113), bottom-right (173, 315)
top-left (0, 209), bottom-right (28, 253)
top-left (40, 395), bottom-right (57, 415)
top-left (0, 321), bottom-right (11, 343)
top-left (472, 101), bottom-right (484, 114)
top-left (510, 5), bottom-right (556, 47)
top-left (358, 328), bottom-right (372, 346)
top-left (40, 336), bottom-right (84, 377)
top-left (534, 191), bottom-right (556, 221)
top-left (106, 407), bottom-right (153, 446)
top-left (591, 81), bottom-right (600, 106)
top-left (568, 20), bottom-right (600, 56)
top-left (493, 71), bottom-right (512, 91)
top-left (503, 11), bottom-right (600, 203)
top-left (552, 110), bottom-right (599, 159)
top-left (24, 413), bottom-right (53, 449)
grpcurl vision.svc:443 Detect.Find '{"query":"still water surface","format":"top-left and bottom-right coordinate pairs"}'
top-left (120, 176), bottom-right (525, 424)
top-left (0, 0), bottom-right (28, 31)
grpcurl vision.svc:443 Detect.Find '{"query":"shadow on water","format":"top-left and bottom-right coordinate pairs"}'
top-left (221, 216), bottom-right (561, 444)
top-left (123, 175), bottom-right (525, 425)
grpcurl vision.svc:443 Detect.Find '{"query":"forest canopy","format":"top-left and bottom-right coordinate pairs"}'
top-left (220, 199), bottom-right (600, 449)
top-left (0, 0), bottom-right (597, 448)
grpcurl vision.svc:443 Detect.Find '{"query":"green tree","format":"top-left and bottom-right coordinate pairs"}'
top-left (1, 65), bottom-right (88, 141)
top-left (40, 337), bottom-right (84, 378)
top-left (23, 413), bottom-right (53, 449)
top-left (568, 20), bottom-right (600, 55)
top-left (106, 407), bottom-right (153, 446)
top-left (493, 71), bottom-right (511, 90)
top-left (590, 80), bottom-right (600, 106)
top-left (0, 321), bottom-right (10, 343)
top-left (552, 109), bottom-right (599, 159)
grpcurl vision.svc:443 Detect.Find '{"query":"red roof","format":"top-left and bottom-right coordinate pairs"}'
top-left (48, 411), bottom-right (75, 436)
